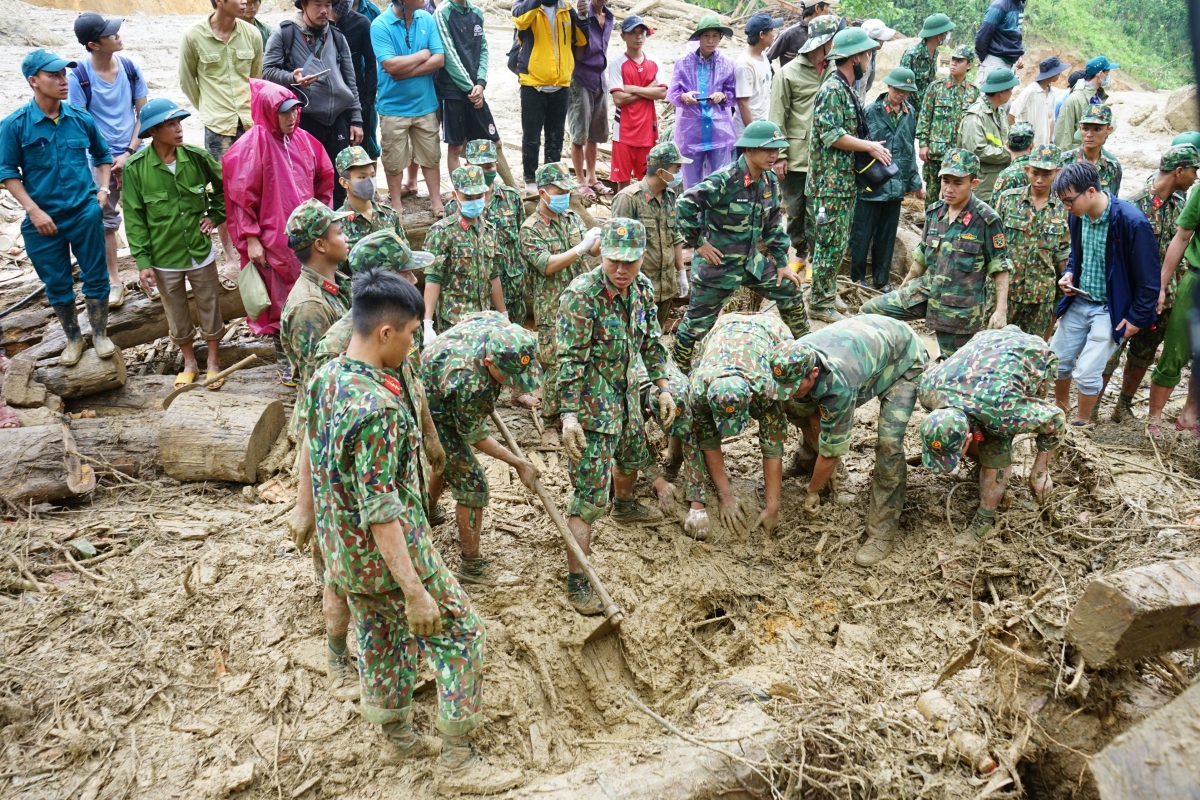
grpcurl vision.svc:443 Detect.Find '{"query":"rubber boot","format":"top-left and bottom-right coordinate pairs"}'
top-left (662, 436), bottom-right (684, 483)
top-left (326, 648), bottom-right (361, 702)
top-left (855, 527), bottom-right (896, 566)
top-left (809, 307), bottom-right (847, 324)
top-left (379, 720), bottom-right (440, 765)
top-left (1111, 394), bottom-right (1135, 423)
top-left (435, 736), bottom-right (523, 795)
top-left (84, 297), bottom-right (116, 359)
top-left (833, 294), bottom-right (848, 313)
top-left (52, 303), bottom-right (85, 366)
top-left (611, 497), bottom-right (663, 523)
top-left (566, 572), bottom-right (603, 616)
top-left (457, 555), bottom-right (492, 585)
top-left (953, 508), bottom-right (995, 550)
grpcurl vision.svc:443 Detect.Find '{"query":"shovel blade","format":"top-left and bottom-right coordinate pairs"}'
top-left (583, 608), bottom-right (623, 644)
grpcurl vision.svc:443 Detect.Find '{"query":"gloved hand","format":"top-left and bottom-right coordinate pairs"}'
top-left (684, 507), bottom-right (710, 540)
top-left (562, 414), bottom-right (588, 460)
top-left (657, 391), bottom-right (677, 429)
top-left (577, 227), bottom-right (602, 256)
top-left (423, 320), bottom-right (437, 343)
top-left (677, 270), bottom-right (690, 298)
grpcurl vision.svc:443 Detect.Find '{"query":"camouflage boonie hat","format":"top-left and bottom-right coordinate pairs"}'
top-left (1007, 122), bottom-right (1035, 150)
top-left (486, 325), bottom-right (541, 394)
top-left (708, 375), bottom-right (752, 438)
top-left (1171, 131), bottom-right (1200, 149)
top-left (1079, 104), bottom-right (1113, 127)
top-left (939, 148), bottom-right (979, 177)
top-left (1026, 143), bottom-right (1063, 170)
top-left (1161, 143), bottom-right (1200, 171)
top-left (768, 340), bottom-right (817, 388)
top-left (348, 229), bottom-right (434, 274)
top-left (286, 199), bottom-right (350, 251)
top-left (950, 43), bottom-right (975, 62)
top-left (464, 139), bottom-right (498, 165)
top-left (646, 141), bottom-right (693, 167)
top-left (799, 14), bottom-right (839, 54)
top-left (452, 164), bottom-right (489, 195)
top-left (335, 145), bottom-right (373, 173)
top-left (535, 162), bottom-right (578, 190)
top-left (601, 218), bottom-right (646, 261)
top-left (921, 407), bottom-right (970, 474)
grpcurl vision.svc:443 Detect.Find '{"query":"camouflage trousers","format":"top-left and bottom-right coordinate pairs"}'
top-left (639, 404), bottom-right (706, 506)
top-left (786, 371), bottom-right (919, 538)
top-left (345, 530), bottom-right (485, 735)
top-left (568, 411), bottom-right (653, 524)
top-left (501, 269), bottom-right (528, 326)
top-left (672, 264), bottom-right (810, 372)
top-left (537, 325), bottom-right (562, 420)
top-left (922, 158), bottom-right (942, 200)
top-left (809, 194), bottom-right (856, 311)
top-left (431, 414), bottom-right (489, 508)
top-left (1008, 301), bottom-right (1056, 341)
top-left (780, 170), bottom-right (815, 261)
top-left (1104, 305), bottom-right (1171, 378)
top-left (860, 288), bottom-right (973, 357)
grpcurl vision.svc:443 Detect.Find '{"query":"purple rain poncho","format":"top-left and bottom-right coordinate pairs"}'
top-left (667, 48), bottom-right (738, 156)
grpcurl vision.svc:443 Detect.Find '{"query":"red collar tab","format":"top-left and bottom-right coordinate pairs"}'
top-left (382, 374), bottom-right (402, 396)
top-left (322, 279), bottom-right (339, 296)
top-left (962, 211), bottom-right (973, 227)
top-left (1152, 195), bottom-right (1164, 209)
top-left (743, 173), bottom-right (753, 187)
top-left (459, 216), bottom-right (471, 231)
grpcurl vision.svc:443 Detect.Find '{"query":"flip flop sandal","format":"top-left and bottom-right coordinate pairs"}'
top-left (173, 371), bottom-right (197, 389)
top-left (1175, 419), bottom-right (1200, 433)
top-left (218, 268), bottom-right (238, 291)
top-left (205, 371), bottom-right (225, 391)
top-left (591, 182), bottom-right (613, 196)
top-left (1145, 420), bottom-right (1165, 439)
top-left (578, 185), bottom-right (598, 200)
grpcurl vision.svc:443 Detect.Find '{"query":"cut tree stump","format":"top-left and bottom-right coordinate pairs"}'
top-left (159, 392), bottom-right (285, 483)
top-left (0, 423), bottom-right (95, 505)
top-left (1090, 681), bottom-right (1200, 799)
top-left (1064, 558), bottom-right (1200, 667)
top-left (35, 348), bottom-right (126, 399)
top-left (0, 352), bottom-right (48, 407)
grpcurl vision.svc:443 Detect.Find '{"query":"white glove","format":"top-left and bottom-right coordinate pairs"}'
top-left (677, 270), bottom-right (690, 298)
top-left (577, 227), bottom-right (601, 256)
top-left (684, 507), bottom-right (710, 540)
top-left (561, 414), bottom-right (588, 461)
top-left (423, 320), bottom-right (437, 343)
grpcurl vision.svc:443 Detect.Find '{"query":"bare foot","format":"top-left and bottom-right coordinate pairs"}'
top-left (0, 401), bottom-right (18, 429)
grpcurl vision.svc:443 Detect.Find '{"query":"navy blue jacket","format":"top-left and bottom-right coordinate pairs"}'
top-left (975, 0), bottom-right (1025, 64)
top-left (1057, 194), bottom-right (1161, 343)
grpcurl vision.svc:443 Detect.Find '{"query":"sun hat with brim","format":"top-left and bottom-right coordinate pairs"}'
top-left (708, 375), bottom-right (752, 438)
top-left (799, 14), bottom-right (839, 54)
top-left (1160, 144), bottom-right (1200, 172)
top-left (137, 98), bottom-right (190, 138)
top-left (1025, 143), bottom-right (1063, 170)
top-left (882, 66), bottom-right (918, 93)
top-left (535, 162), bottom-right (578, 190)
top-left (1034, 56), bottom-right (1070, 82)
top-left (601, 218), bottom-right (646, 261)
top-left (921, 408), bottom-right (970, 473)
top-left (917, 13), bottom-right (955, 39)
top-left (979, 67), bottom-right (1019, 94)
top-left (349, 229), bottom-right (434, 273)
top-left (487, 325), bottom-right (541, 395)
top-left (939, 148), bottom-right (979, 177)
top-left (690, 14), bottom-right (733, 40)
top-left (1172, 131), bottom-right (1200, 149)
top-left (21, 49), bottom-right (76, 79)
top-left (768, 340), bottom-right (817, 389)
top-left (828, 27), bottom-right (879, 59)
top-left (735, 119), bottom-right (788, 149)
top-left (861, 19), bottom-right (897, 41)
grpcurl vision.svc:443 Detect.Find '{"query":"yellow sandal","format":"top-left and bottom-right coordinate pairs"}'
top-left (205, 371), bottom-right (225, 391)
top-left (173, 372), bottom-right (197, 389)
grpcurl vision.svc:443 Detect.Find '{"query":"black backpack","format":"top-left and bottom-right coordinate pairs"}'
top-left (72, 57), bottom-right (140, 110)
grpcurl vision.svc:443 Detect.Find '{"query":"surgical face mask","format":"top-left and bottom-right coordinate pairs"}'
top-left (660, 168), bottom-right (682, 187)
top-left (545, 192), bottom-right (571, 214)
top-left (483, 169), bottom-right (498, 186)
top-left (459, 198), bottom-right (485, 218)
top-left (1101, 73), bottom-right (1111, 87)
top-left (349, 177), bottom-right (376, 200)
top-left (852, 59), bottom-right (865, 81)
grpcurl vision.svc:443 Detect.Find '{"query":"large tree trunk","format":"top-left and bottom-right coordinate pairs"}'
top-left (1091, 681), bottom-right (1200, 799)
top-left (65, 365), bottom-right (295, 416)
top-left (69, 411), bottom-right (165, 479)
top-left (159, 392), bottom-right (286, 483)
top-left (35, 348), bottom-right (127, 399)
top-left (0, 423), bottom-right (95, 505)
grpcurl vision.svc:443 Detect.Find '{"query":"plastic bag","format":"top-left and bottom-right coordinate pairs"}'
top-left (237, 263), bottom-right (270, 320)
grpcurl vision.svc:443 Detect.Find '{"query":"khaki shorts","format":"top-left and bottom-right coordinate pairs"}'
top-left (380, 111), bottom-right (441, 174)
top-left (92, 167), bottom-right (122, 231)
top-left (567, 79), bottom-right (609, 146)
top-left (153, 259), bottom-right (226, 345)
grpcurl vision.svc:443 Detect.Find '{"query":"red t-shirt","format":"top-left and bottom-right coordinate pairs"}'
top-left (607, 53), bottom-right (663, 147)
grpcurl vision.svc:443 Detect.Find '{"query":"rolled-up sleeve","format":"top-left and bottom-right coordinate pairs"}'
top-left (351, 412), bottom-right (408, 526)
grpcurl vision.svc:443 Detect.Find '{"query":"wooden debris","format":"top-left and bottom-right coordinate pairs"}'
top-left (0, 423), bottom-right (95, 504)
top-left (34, 347), bottom-right (127, 399)
top-left (159, 392), bottom-right (286, 483)
top-left (1090, 682), bottom-right (1200, 799)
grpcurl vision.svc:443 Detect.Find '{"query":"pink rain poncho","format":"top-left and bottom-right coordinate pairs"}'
top-left (667, 48), bottom-right (738, 158)
top-left (224, 79), bottom-right (335, 336)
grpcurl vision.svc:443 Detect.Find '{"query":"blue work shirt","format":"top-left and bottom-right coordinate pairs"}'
top-left (370, 7), bottom-right (443, 118)
top-left (66, 57), bottom-right (149, 157)
top-left (0, 100), bottom-right (113, 220)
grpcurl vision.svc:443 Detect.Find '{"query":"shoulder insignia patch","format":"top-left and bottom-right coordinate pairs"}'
top-left (992, 233), bottom-right (1006, 249)
top-left (382, 375), bottom-right (402, 396)
top-left (961, 211), bottom-right (972, 227)
top-left (818, 404), bottom-right (832, 421)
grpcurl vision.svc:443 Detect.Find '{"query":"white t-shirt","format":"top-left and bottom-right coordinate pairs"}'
top-left (1010, 82), bottom-right (1064, 147)
top-left (733, 52), bottom-right (773, 136)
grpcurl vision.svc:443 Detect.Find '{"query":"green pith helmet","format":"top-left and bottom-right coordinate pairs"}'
top-left (335, 145), bottom-right (373, 173)
top-left (735, 119), bottom-right (788, 149)
top-left (486, 324), bottom-right (542, 394)
top-left (348, 229), bottom-right (434, 273)
top-left (921, 407), bottom-right (970, 473)
top-left (286, 199), bottom-right (350, 251)
top-left (882, 66), bottom-right (918, 93)
top-left (1025, 143), bottom-right (1063, 170)
top-left (1171, 131), bottom-right (1200, 149)
top-left (690, 13), bottom-right (733, 40)
top-left (918, 13), bottom-right (955, 39)
top-left (939, 148), bottom-right (980, 177)
top-left (828, 27), bottom-right (880, 59)
top-left (979, 67), bottom-right (1019, 93)
top-left (600, 218), bottom-right (647, 261)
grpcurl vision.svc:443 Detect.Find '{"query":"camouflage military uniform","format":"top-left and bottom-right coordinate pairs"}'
top-left (424, 215), bottom-right (500, 332)
top-left (919, 325), bottom-right (1065, 470)
top-left (305, 356), bottom-right (484, 733)
top-left (957, 96), bottom-right (1010, 203)
top-left (993, 154), bottom-right (1030, 194)
top-left (915, 48), bottom-right (977, 194)
top-left (422, 312), bottom-right (537, 509)
top-left (993, 185), bottom-right (1070, 338)
top-left (861, 157), bottom-right (1011, 356)
top-left (639, 361), bottom-right (706, 504)
top-left (1062, 147), bottom-right (1123, 195)
top-left (691, 314), bottom-right (793, 458)
top-left (611, 178), bottom-right (683, 327)
top-left (775, 316), bottom-right (926, 538)
top-left (899, 41), bottom-right (937, 127)
top-left (339, 200), bottom-right (407, 261)
top-left (557, 250), bottom-right (670, 523)
top-left (281, 265), bottom-right (352, 393)
top-left (809, 72), bottom-right (862, 314)
top-left (520, 206), bottom-right (592, 420)
top-left (674, 155), bottom-right (807, 370)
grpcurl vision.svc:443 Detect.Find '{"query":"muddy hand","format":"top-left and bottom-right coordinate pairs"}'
top-left (658, 391), bottom-right (677, 429)
top-left (1029, 469), bottom-right (1053, 501)
top-left (424, 436), bottom-right (446, 476)
top-left (287, 505), bottom-right (315, 549)
top-left (758, 507), bottom-right (779, 535)
top-left (684, 507), bottom-right (710, 539)
top-left (406, 587), bottom-right (443, 637)
top-left (802, 491), bottom-right (821, 516)
top-left (562, 415), bottom-right (587, 461)
top-left (515, 457), bottom-right (540, 490)
top-left (717, 496), bottom-right (745, 531)
top-left (654, 478), bottom-right (677, 511)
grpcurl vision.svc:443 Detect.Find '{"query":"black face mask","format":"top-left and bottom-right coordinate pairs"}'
top-left (852, 60), bottom-right (865, 81)
top-left (541, 0), bottom-right (557, 6)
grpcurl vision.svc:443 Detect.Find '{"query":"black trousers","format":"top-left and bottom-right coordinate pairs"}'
top-left (300, 109), bottom-right (353, 207)
top-left (848, 198), bottom-right (901, 287)
top-left (519, 85), bottom-right (569, 183)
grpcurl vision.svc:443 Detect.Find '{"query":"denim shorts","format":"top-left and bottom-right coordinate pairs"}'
top-left (1050, 298), bottom-right (1121, 395)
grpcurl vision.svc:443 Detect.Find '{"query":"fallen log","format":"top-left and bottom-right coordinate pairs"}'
top-left (1064, 558), bottom-right (1200, 667)
top-left (65, 365), bottom-right (294, 416)
top-left (0, 423), bottom-right (95, 505)
top-left (1, 351), bottom-right (49, 407)
top-left (70, 411), bottom-right (165, 478)
top-left (159, 392), bottom-right (286, 483)
top-left (1090, 681), bottom-right (1200, 799)
top-left (35, 348), bottom-right (126, 399)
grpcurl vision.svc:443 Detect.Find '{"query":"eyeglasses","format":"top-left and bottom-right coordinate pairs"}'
top-left (1059, 192), bottom-right (1082, 207)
